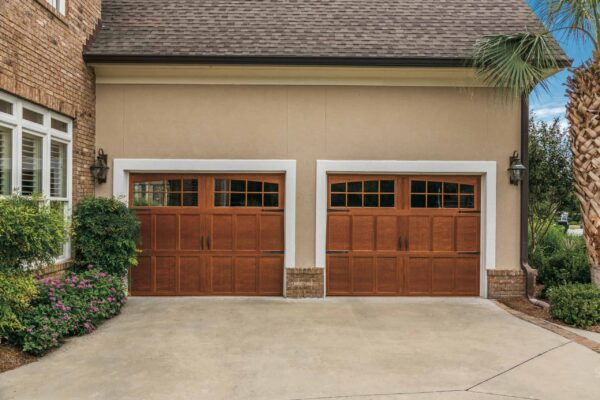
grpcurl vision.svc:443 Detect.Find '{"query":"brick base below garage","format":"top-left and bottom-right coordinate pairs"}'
top-left (286, 268), bottom-right (324, 298)
top-left (487, 270), bottom-right (526, 298)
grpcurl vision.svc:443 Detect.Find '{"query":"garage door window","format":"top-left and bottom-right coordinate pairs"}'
top-left (330, 178), bottom-right (394, 208)
top-left (133, 178), bottom-right (199, 207)
top-left (410, 179), bottom-right (475, 209)
top-left (214, 178), bottom-right (279, 207)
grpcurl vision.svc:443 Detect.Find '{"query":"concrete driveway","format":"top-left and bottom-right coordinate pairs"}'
top-left (1, 297), bottom-right (599, 400)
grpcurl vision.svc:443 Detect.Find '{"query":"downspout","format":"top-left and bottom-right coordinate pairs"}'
top-left (520, 97), bottom-right (550, 309)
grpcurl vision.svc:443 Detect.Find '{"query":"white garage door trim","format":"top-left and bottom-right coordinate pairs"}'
top-left (315, 160), bottom-right (497, 298)
top-left (113, 159), bottom-right (297, 270)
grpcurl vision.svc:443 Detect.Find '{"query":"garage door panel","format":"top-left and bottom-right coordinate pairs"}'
top-left (260, 214), bottom-right (284, 251)
top-left (408, 216), bottom-right (430, 251)
top-left (259, 257), bottom-right (284, 295)
top-left (406, 258), bottom-right (432, 295)
top-left (211, 215), bottom-right (234, 251)
top-left (432, 216), bottom-right (454, 252)
top-left (234, 257), bottom-right (258, 293)
top-left (456, 216), bottom-right (479, 252)
top-left (352, 216), bottom-right (375, 251)
top-left (352, 257), bottom-right (375, 293)
top-left (328, 256), bottom-right (351, 294)
top-left (376, 256), bottom-right (401, 294)
top-left (210, 256), bottom-right (234, 293)
top-left (180, 256), bottom-right (205, 293)
top-left (131, 255), bottom-right (152, 293)
top-left (155, 214), bottom-right (177, 250)
top-left (328, 215), bottom-right (351, 250)
top-left (137, 213), bottom-right (152, 251)
top-left (180, 214), bottom-right (202, 251)
top-left (432, 258), bottom-right (455, 293)
top-left (376, 216), bottom-right (398, 251)
top-left (455, 258), bottom-right (479, 294)
top-left (235, 215), bottom-right (258, 250)
top-left (155, 256), bottom-right (176, 293)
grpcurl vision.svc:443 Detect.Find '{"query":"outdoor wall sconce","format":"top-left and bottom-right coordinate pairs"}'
top-left (507, 151), bottom-right (526, 186)
top-left (90, 149), bottom-right (109, 184)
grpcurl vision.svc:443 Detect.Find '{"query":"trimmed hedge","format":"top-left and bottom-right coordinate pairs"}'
top-left (0, 272), bottom-right (38, 342)
top-left (547, 284), bottom-right (600, 328)
top-left (72, 197), bottom-right (140, 276)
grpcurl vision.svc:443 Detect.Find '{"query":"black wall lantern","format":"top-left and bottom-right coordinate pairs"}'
top-left (508, 151), bottom-right (526, 186)
top-left (90, 149), bottom-right (109, 184)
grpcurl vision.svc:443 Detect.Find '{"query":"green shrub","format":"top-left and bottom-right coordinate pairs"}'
top-left (15, 267), bottom-right (127, 355)
top-left (72, 198), bottom-right (140, 276)
top-left (0, 272), bottom-right (38, 342)
top-left (530, 225), bottom-right (590, 292)
top-left (0, 195), bottom-right (67, 272)
top-left (547, 284), bottom-right (600, 328)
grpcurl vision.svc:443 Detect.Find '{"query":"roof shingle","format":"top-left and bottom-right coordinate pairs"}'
top-left (84, 0), bottom-right (567, 64)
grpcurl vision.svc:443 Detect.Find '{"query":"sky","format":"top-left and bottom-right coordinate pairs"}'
top-left (526, 1), bottom-right (595, 128)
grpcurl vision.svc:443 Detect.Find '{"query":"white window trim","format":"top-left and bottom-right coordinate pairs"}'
top-left (0, 91), bottom-right (73, 263)
top-left (315, 160), bottom-right (497, 298)
top-left (113, 159), bottom-right (297, 270)
top-left (46, 0), bottom-right (66, 15)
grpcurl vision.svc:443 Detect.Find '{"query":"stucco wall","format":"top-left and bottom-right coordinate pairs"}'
top-left (95, 84), bottom-right (521, 270)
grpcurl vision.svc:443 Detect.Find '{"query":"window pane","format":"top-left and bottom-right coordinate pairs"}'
top-left (460, 195), bottom-right (475, 208)
top-left (214, 193), bottom-right (229, 207)
top-left (149, 192), bottom-right (165, 206)
top-left (183, 179), bottom-right (198, 192)
top-left (411, 180), bottom-right (426, 193)
top-left (428, 181), bottom-right (442, 194)
top-left (21, 134), bottom-right (43, 195)
top-left (133, 193), bottom-right (148, 206)
top-left (348, 194), bottom-right (362, 207)
top-left (230, 193), bottom-right (245, 206)
top-left (231, 180), bottom-right (246, 192)
top-left (263, 193), bottom-right (279, 207)
top-left (264, 182), bottom-right (278, 192)
top-left (215, 179), bottom-right (230, 191)
top-left (460, 184), bottom-right (474, 194)
top-left (411, 194), bottom-right (426, 208)
top-left (50, 141), bottom-right (67, 198)
top-left (247, 193), bottom-right (262, 206)
top-left (51, 118), bottom-right (68, 133)
top-left (444, 195), bottom-right (459, 208)
top-left (380, 180), bottom-right (395, 193)
top-left (168, 179), bottom-right (181, 192)
top-left (0, 99), bottom-right (12, 115)
top-left (182, 193), bottom-right (198, 207)
top-left (331, 182), bottom-right (346, 192)
top-left (427, 195), bottom-right (442, 208)
top-left (380, 194), bottom-right (395, 208)
top-left (248, 180), bottom-right (263, 192)
top-left (167, 193), bottom-right (181, 206)
top-left (364, 194), bottom-right (378, 207)
top-left (331, 194), bottom-right (345, 207)
top-left (23, 108), bottom-right (44, 125)
top-left (444, 182), bottom-right (458, 194)
top-left (364, 180), bottom-right (378, 192)
top-left (0, 126), bottom-right (12, 195)
top-left (347, 181), bottom-right (362, 192)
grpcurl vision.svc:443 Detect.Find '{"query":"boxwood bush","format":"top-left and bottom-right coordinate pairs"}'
top-left (72, 198), bottom-right (140, 276)
top-left (15, 267), bottom-right (127, 355)
top-left (547, 284), bottom-right (600, 328)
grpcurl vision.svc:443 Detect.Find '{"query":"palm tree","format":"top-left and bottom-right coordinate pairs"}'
top-left (473, 0), bottom-right (600, 286)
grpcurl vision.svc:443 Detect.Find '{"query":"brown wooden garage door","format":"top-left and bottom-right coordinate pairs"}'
top-left (327, 175), bottom-right (480, 296)
top-left (129, 173), bottom-right (284, 296)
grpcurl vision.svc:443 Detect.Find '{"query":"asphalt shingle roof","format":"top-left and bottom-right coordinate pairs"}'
top-left (84, 0), bottom-right (567, 64)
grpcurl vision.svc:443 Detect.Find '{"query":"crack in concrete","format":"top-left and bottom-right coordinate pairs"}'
top-left (466, 340), bottom-right (572, 391)
top-left (289, 388), bottom-right (537, 400)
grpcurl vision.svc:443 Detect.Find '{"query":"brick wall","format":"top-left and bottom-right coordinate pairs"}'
top-left (286, 268), bottom-right (324, 298)
top-left (0, 0), bottom-right (100, 204)
top-left (487, 270), bottom-right (526, 298)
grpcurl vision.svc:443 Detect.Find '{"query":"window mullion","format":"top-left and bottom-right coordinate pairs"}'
top-left (14, 123), bottom-right (22, 195)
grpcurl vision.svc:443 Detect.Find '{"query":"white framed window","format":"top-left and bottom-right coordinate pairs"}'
top-left (45, 0), bottom-right (66, 15)
top-left (0, 91), bottom-right (73, 262)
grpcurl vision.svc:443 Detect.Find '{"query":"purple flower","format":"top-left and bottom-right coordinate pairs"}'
top-left (42, 326), bottom-right (48, 331)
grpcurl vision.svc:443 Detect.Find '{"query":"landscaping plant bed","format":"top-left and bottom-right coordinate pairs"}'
top-left (498, 296), bottom-right (600, 334)
top-left (0, 344), bottom-right (37, 373)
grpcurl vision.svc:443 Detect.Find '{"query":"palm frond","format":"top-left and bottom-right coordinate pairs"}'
top-left (536, 0), bottom-right (600, 49)
top-left (473, 32), bottom-right (561, 98)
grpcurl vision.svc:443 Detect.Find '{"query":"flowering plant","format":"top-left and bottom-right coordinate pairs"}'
top-left (16, 266), bottom-right (127, 355)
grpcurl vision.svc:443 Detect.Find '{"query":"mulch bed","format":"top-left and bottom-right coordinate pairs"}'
top-left (0, 344), bottom-right (37, 373)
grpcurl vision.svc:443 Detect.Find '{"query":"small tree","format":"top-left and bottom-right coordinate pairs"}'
top-left (72, 197), bottom-right (140, 276)
top-left (528, 117), bottom-right (574, 251)
top-left (0, 195), bottom-right (67, 272)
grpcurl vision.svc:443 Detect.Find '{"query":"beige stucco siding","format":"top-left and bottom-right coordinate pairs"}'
top-left (96, 84), bottom-right (521, 270)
